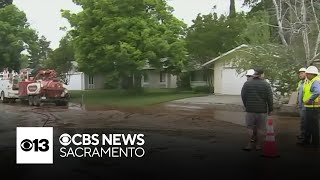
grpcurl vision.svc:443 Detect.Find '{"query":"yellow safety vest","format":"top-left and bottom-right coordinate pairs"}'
top-left (303, 76), bottom-right (320, 107)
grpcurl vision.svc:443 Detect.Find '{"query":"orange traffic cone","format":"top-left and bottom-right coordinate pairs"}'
top-left (261, 118), bottom-right (280, 158)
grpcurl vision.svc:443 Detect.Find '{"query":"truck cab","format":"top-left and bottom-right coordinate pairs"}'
top-left (0, 70), bottom-right (19, 103)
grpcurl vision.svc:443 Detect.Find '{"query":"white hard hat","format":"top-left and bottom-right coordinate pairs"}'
top-left (298, 68), bottom-right (306, 72)
top-left (246, 69), bottom-right (255, 76)
top-left (305, 66), bottom-right (319, 74)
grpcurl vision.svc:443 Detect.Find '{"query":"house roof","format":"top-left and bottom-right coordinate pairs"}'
top-left (201, 44), bottom-right (249, 67)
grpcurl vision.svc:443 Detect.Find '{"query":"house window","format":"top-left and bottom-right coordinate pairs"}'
top-left (160, 71), bottom-right (166, 82)
top-left (88, 75), bottom-right (94, 85)
top-left (191, 71), bottom-right (206, 81)
top-left (143, 74), bottom-right (149, 82)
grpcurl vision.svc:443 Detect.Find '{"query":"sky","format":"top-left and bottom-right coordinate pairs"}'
top-left (13, 0), bottom-right (250, 49)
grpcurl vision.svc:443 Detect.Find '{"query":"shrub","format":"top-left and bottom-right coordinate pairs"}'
top-left (192, 86), bottom-right (211, 94)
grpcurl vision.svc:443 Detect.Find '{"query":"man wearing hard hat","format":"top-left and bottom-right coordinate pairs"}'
top-left (301, 66), bottom-right (320, 148)
top-left (296, 68), bottom-right (307, 141)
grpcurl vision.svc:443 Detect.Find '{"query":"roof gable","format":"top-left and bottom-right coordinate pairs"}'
top-left (201, 44), bottom-right (249, 67)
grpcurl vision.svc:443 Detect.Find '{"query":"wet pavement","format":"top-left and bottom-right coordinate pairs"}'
top-left (0, 102), bottom-right (319, 179)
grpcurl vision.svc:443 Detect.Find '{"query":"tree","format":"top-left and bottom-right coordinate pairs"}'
top-left (62, 0), bottom-right (187, 89)
top-left (186, 13), bottom-right (247, 64)
top-left (45, 34), bottom-right (75, 84)
top-left (270, 0), bottom-right (320, 65)
top-left (0, 5), bottom-right (39, 71)
top-left (0, 0), bottom-right (12, 8)
top-left (235, 1), bottom-right (320, 96)
top-left (231, 9), bottom-right (307, 95)
top-left (232, 44), bottom-right (304, 96)
top-left (29, 35), bottom-right (52, 74)
top-left (185, 11), bottom-right (247, 91)
top-left (229, 0), bottom-right (236, 18)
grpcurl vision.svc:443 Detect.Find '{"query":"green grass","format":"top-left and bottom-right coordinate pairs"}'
top-left (69, 89), bottom-right (206, 108)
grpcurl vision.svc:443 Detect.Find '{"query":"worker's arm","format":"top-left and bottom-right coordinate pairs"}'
top-left (308, 81), bottom-right (320, 102)
top-left (266, 82), bottom-right (273, 113)
top-left (241, 82), bottom-right (247, 107)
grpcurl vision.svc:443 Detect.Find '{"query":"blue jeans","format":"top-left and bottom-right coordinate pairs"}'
top-left (299, 108), bottom-right (306, 136)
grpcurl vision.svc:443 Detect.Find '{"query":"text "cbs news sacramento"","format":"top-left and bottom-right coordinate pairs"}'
top-left (59, 133), bottom-right (145, 158)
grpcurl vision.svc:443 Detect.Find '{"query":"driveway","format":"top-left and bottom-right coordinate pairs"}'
top-left (165, 94), bottom-right (298, 116)
top-left (171, 94), bottom-right (243, 105)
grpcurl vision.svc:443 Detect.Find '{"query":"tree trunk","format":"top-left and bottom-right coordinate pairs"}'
top-left (301, 0), bottom-right (311, 65)
top-left (272, 0), bottom-right (288, 46)
top-left (133, 72), bottom-right (142, 89)
top-left (229, 0), bottom-right (236, 18)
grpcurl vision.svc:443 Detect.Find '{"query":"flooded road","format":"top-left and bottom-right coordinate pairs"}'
top-left (0, 102), bottom-right (318, 179)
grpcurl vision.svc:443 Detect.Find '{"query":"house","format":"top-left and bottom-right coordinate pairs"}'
top-left (201, 44), bottom-right (249, 95)
top-left (141, 61), bottom-right (177, 88)
top-left (65, 61), bottom-right (105, 90)
top-left (66, 59), bottom-right (178, 90)
top-left (189, 64), bottom-right (209, 88)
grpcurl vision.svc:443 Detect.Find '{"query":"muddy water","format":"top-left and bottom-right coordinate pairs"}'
top-left (1, 103), bottom-right (316, 180)
top-left (0, 102), bottom-right (300, 129)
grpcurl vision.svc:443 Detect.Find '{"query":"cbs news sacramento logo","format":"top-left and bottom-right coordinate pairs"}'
top-left (16, 127), bottom-right (145, 164)
top-left (16, 127), bottom-right (53, 164)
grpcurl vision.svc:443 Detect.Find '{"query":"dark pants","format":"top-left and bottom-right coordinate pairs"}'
top-left (305, 108), bottom-right (320, 145)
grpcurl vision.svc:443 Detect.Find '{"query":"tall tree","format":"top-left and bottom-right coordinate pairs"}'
top-left (62, 0), bottom-right (187, 89)
top-left (245, 0), bottom-right (320, 65)
top-left (0, 4), bottom-right (39, 71)
top-left (186, 12), bottom-right (247, 64)
top-left (45, 34), bottom-right (74, 75)
top-left (269, 0), bottom-right (320, 65)
top-left (229, 0), bottom-right (236, 18)
top-left (29, 35), bottom-right (52, 73)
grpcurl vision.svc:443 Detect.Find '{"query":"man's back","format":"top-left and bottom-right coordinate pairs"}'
top-left (241, 78), bottom-right (273, 113)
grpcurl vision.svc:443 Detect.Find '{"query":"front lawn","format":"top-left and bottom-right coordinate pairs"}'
top-left (69, 89), bottom-right (206, 108)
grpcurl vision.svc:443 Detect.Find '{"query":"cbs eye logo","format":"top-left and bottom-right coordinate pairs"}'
top-left (59, 133), bottom-right (71, 146)
top-left (20, 139), bottom-right (49, 152)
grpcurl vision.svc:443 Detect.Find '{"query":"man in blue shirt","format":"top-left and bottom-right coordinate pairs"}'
top-left (296, 68), bottom-right (306, 140)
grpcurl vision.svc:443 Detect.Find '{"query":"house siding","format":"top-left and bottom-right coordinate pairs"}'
top-left (142, 70), bottom-right (177, 88)
top-left (213, 60), bottom-right (224, 94)
top-left (84, 74), bottom-right (105, 90)
top-left (168, 74), bottom-right (177, 88)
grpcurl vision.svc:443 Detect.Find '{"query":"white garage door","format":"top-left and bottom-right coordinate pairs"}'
top-left (221, 68), bottom-right (247, 95)
top-left (65, 73), bottom-right (84, 90)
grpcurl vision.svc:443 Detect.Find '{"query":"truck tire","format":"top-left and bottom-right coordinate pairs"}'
top-left (1, 91), bottom-right (9, 103)
top-left (28, 96), bottom-right (34, 106)
top-left (33, 95), bottom-right (40, 106)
